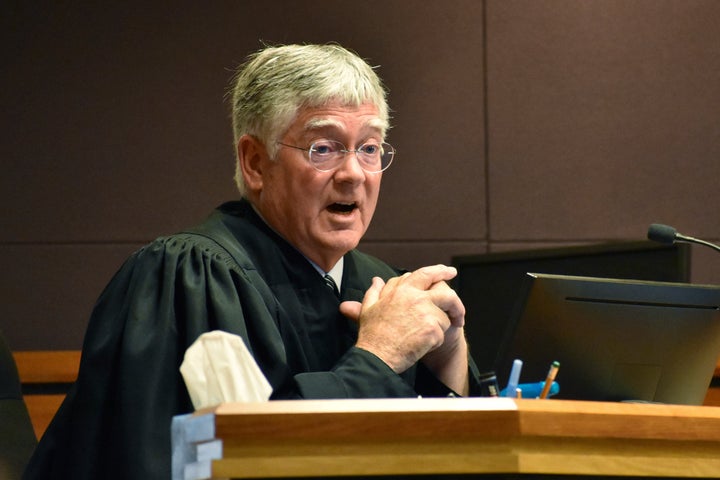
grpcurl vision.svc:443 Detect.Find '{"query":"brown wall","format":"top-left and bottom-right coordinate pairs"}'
top-left (2, 1), bottom-right (719, 350)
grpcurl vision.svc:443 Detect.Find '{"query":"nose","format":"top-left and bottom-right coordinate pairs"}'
top-left (333, 151), bottom-right (367, 184)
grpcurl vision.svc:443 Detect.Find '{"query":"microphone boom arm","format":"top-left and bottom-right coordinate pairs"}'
top-left (676, 233), bottom-right (720, 253)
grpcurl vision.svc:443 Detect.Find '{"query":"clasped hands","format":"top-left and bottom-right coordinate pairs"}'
top-left (339, 264), bottom-right (469, 395)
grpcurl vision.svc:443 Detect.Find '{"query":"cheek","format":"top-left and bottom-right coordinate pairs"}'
top-left (360, 187), bottom-right (381, 225)
top-left (366, 177), bottom-right (382, 206)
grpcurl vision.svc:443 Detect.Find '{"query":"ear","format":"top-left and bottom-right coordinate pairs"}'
top-left (237, 134), bottom-right (267, 195)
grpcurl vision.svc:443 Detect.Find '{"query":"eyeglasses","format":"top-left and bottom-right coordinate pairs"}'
top-left (277, 139), bottom-right (395, 173)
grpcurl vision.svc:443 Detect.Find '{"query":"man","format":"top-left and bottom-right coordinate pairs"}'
top-left (24, 43), bottom-right (481, 480)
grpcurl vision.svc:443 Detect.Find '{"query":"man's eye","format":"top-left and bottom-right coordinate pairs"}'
top-left (311, 141), bottom-right (339, 156)
top-left (361, 144), bottom-right (380, 155)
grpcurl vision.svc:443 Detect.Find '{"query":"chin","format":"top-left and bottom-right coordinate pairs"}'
top-left (325, 232), bottom-right (362, 254)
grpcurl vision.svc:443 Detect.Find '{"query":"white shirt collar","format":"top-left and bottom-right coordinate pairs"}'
top-left (325, 257), bottom-right (344, 291)
top-left (308, 256), bottom-right (344, 292)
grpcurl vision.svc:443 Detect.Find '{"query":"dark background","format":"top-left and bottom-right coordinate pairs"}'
top-left (2, 1), bottom-right (719, 350)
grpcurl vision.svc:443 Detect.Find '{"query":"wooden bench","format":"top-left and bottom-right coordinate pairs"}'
top-left (12, 350), bottom-right (81, 439)
top-left (10, 350), bottom-right (720, 440)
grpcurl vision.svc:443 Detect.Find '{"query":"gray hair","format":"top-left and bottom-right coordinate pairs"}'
top-left (229, 43), bottom-right (390, 195)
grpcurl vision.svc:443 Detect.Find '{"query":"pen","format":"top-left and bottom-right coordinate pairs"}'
top-left (478, 371), bottom-right (500, 397)
top-left (539, 361), bottom-right (560, 399)
top-left (504, 359), bottom-right (523, 398)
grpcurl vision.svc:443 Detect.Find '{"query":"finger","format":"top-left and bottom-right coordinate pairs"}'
top-left (340, 277), bottom-right (385, 322)
top-left (430, 305), bottom-right (453, 336)
top-left (339, 301), bottom-right (362, 322)
top-left (399, 264), bottom-right (458, 291)
top-left (364, 276), bottom-right (385, 304)
top-left (380, 272), bottom-right (410, 292)
top-left (428, 283), bottom-right (466, 327)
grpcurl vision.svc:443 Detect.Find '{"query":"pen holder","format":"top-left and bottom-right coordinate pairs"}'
top-left (500, 381), bottom-right (560, 399)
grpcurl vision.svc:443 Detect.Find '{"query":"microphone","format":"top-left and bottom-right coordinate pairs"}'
top-left (647, 223), bottom-right (720, 253)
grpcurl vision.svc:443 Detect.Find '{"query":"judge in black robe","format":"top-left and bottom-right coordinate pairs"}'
top-left (24, 200), bottom-right (481, 479)
top-left (24, 43), bottom-right (481, 480)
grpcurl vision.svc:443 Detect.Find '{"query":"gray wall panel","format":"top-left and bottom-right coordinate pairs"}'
top-left (0, 244), bottom-right (142, 349)
top-left (486, 0), bottom-right (720, 241)
top-left (2, 1), bottom-right (718, 350)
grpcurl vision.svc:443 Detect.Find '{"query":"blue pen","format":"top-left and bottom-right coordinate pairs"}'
top-left (504, 359), bottom-right (523, 398)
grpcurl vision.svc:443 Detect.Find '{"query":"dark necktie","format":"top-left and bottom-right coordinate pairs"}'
top-left (324, 274), bottom-right (340, 297)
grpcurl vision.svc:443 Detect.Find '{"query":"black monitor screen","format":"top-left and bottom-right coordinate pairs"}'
top-left (495, 273), bottom-right (720, 405)
top-left (452, 242), bottom-right (691, 373)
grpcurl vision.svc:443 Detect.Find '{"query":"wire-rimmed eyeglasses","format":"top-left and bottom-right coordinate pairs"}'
top-left (277, 139), bottom-right (395, 173)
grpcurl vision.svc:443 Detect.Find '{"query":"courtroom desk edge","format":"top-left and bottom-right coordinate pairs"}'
top-left (516, 398), bottom-right (720, 441)
top-left (205, 397), bottom-right (720, 442)
top-left (211, 397), bottom-right (520, 441)
top-left (198, 398), bottom-right (720, 479)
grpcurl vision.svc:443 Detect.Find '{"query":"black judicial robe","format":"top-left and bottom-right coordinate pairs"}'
top-left (24, 200), bottom-right (480, 480)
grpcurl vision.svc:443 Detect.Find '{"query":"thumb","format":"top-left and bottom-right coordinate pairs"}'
top-left (339, 276), bottom-right (385, 322)
top-left (339, 301), bottom-right (362, 322)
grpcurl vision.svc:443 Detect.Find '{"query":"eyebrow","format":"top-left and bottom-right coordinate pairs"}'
top-left (303, 117), bottom-right (388, 139)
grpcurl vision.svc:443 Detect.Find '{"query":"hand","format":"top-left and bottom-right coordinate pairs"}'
top-left (340, 265), bottom-right (468, 392)
top-left (418, 280), bottom-right (470, 395)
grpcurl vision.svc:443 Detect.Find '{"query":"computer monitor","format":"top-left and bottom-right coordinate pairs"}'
top-left (495, 273), bottom-right (720, 405)
top-left (452, 241), bottom-right (691, 372)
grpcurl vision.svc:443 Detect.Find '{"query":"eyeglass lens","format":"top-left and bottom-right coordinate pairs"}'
top-left (309, 140), bottom-right (394, 172)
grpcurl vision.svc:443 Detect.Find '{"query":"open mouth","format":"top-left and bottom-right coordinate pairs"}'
top-left (327, 202), bottom-right (357, 214)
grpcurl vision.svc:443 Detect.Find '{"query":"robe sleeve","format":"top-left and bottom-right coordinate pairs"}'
top-left (23, 235), bottom-right (268, 480)
top-left (293, 346), bottom-right (418, 398)
top-left (293, 347), bottom-right (483, 398)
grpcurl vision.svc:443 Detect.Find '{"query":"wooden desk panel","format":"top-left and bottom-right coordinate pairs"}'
top-left (13, 350), bottom-right (80, 439)
top-left (704, 357), bottom-right (720, 406)
top-left (204, 398), bottom-right (720, 478)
